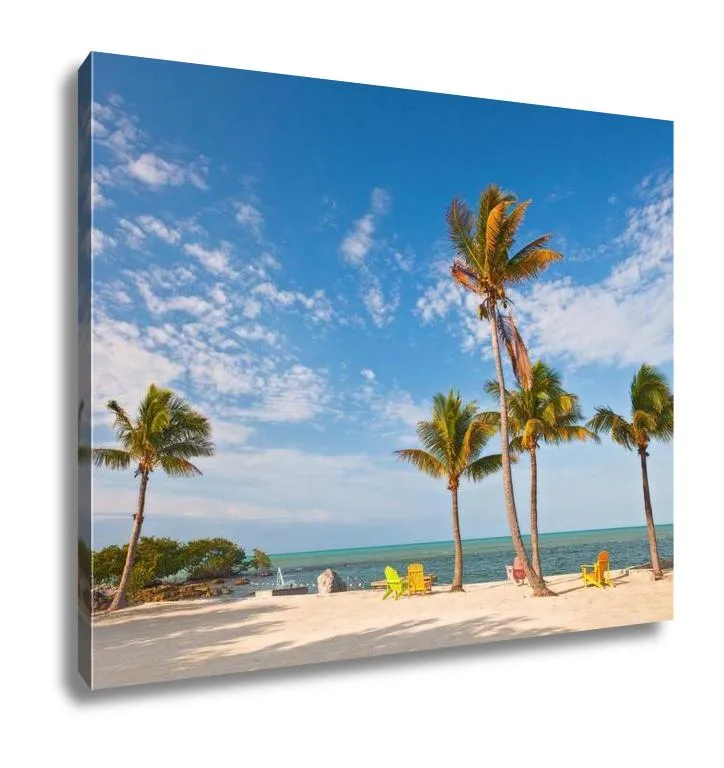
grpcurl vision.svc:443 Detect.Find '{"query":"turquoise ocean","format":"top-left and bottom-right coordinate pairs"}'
top-left (242, 524), bottom-right (673, 594)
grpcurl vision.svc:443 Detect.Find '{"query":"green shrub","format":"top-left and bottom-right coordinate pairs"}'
top-left (92, 544), bottom-right (126, 585)
top-left (250, 548), bottom-right (272, 571)
top-left (183, 538), bottom-right (246, 579)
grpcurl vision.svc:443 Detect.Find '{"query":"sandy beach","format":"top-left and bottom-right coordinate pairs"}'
top-left (90, 567), bottom-right (672, 689)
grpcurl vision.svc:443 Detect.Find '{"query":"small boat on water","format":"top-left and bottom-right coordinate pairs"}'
top-left (271, 567), bottom-right (308, 596)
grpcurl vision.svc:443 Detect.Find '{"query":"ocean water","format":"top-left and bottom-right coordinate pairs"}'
top-left (238, 524), bottom-right (673, 594)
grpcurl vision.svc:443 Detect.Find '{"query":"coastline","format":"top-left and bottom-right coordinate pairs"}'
top-left (91, 566), bottom-right (673, 689)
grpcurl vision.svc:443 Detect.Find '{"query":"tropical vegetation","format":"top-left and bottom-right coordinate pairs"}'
top-left (395, 389), bottom-right (504, 591)
top-left (92, 383), bottom-right (215, 610)
top-left (483, 361), bottom-right (599, 579)
top-left (587, 364), bottom-right (673, 579)
top-left (92, 536), bottom-right (255, 597)
top-left (446, 184), bottom-right (563, 595)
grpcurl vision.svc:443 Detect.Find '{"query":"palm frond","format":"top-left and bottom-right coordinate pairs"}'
top-left (157, 456), bottom-right (203, 478)
top-left (160, 438), bottom-right (216, 459)
top-left (106, 400), bottom-right (134, 437)
top-left (506, 248), bottom-right (563, 284)
top-left (463, 453), bottom-right (504, 482)
top-left (451, 260), bottom-right (482, 294)
top-left (92, 448), bottom-right (133, 471)
top-left (587, 407), bottom-right (636, 450)
top-left (446, 199), bottom-right (481, 271)
top-left (544, 425), bottom-right (600, 446)
top-left (485, 200), bottom-right (509, 267)
top-left (394, 449), bottom-right (446, 479)
top-left (498, 200), bottom-right (531, 255)
top-left (497, 309), bottom-right (532, 389)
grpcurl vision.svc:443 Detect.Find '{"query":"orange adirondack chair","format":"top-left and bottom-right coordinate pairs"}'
top-left (581, 550), bottom-right (614, 588)
top-left (407, 563), bottom-right (432, 595)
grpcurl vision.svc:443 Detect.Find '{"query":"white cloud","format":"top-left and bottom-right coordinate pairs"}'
top-left (252, 282), bottom-right (334, 323)
top-left (183, 242), bottom-right (233, 276)
top-left (340, 214), bottom-right (375, 266)
top-left (393, 250), bottom-right (414, 271)
top-left (371, 187), bottom-right (392, 215)
top-left (241, 299), bottom-right (262, 319)
top-left (91, 228), bottom-right (117, 257)
top-left (363, 283), bottom-right (399, 327)
top-left (235, 323), bottom-right (279, 346)
top-left (241, 365), bottom-right (329, 423)
top-left (339, 187), bottom-right (392, 267)
top-left (361, 368), bottom-right (376, 382)
top-left (415, 171), bottom-right (673, 368)
top-left (514, 173), bottom-right (672, 367)
top-left (117, 218), bottom-right (146, 249)
top-left (135, 277), bottom-right (213, 318)
top-left (210, 285), bottom-right (228, 306)
top-left (137, 215), bottom-right (181, 244)
top-left (127, 153), bottom-right (188, 188)
top-left (92, 318), bottom-right (183, 417)
top-left (236, 202), bottom-right (263, 236)
top-left (210, 421), bottom-right (255, 447)
top-left (608, 194), bottom-right (618, 205)
top-left (92, 96), bottom-right (210, 197)
top-left (416, 275), bottom-right (463, 323)
top-left (381, 392), bottom-right (428, 429)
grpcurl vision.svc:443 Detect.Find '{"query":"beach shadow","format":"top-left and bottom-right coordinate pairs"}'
top-left (89, 604), bottom-right (664, 700)
top-left (92, 600), bottom-right (294, 691)
top-left (93, 608), bottom-right (564, 694)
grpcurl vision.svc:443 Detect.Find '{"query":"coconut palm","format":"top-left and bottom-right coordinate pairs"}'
top-left (587, 364), bottom-right (673, 580)
top-left (395, 389), bottom-right (503, 591)
top-left (483, 361), bottom-right (599, 579)
top-left (93, 384), bottom-right (215, 610)
top-left (446, 184), bottom-right (562, 595)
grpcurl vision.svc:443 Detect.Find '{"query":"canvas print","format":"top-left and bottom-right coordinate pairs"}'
top-left (77, 52), bottom-right (673, 690)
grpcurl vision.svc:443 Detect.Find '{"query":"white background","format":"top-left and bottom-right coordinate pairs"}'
top-left (2, 1), bottom-right (721, 765)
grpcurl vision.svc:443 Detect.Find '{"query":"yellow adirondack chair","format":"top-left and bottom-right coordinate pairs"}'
top-left (407, 563), bottom-right (432, 595)
top-left (382, 566), bottom-right (408, 600)
top-left (581, 550), bottom-right (614, 588)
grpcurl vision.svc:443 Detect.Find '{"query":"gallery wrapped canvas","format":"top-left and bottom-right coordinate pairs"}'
top-left (77, 52), bottom-right (673, 690)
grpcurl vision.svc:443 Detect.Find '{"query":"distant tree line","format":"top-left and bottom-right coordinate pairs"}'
top-left (92, 536), bottom-right (272, 598)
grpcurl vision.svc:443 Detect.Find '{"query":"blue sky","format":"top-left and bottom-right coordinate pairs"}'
top-left (86, 52), bottom-right (673, 554)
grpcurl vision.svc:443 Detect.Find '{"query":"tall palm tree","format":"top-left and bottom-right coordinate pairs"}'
top-left (446, 184), bottom-right (562, 596)
top-left (93, 384), bottom-right (215, 610)
top-left (483, 361), bottom-right (599, 579)
top-left (587, 364), bottom-right (673, 580)
top-left (395, 390), bottom-right (503, 591)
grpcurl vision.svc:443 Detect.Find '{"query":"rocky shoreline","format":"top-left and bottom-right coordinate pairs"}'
top-left (91, 576), bottom-right (252, 613)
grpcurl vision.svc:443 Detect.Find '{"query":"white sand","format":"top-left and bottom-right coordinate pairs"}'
top-left (91, 568), bottom-right (672, 689)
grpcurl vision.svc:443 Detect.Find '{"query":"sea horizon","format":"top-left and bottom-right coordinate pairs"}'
top-left (269, 522), bottom-right (674, 559)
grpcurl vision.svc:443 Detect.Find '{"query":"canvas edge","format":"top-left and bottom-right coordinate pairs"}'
top-left (77, 51), bottom-right (93, 690)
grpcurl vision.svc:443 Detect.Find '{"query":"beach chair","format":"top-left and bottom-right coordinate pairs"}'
top-left (505, 556), bottom-right (526, 585)
top-left (407, 563), bottom-right (432, 595)
top-left (382, 566), bottom-right (408, 600)
top-left (581, 550), bottom-right (614, 588)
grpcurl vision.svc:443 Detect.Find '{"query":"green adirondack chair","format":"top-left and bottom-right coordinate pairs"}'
top-left (382, 566), bottom-right (408, 600)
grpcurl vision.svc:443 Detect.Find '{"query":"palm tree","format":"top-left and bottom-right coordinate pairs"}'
top-left (446, 184), bottom-right (562, 595)
top-left (395, 390), bottom-right (503, 591)
top-left (483, 361), bottom-right (599, 579)
top-left (587, 364), bottom-right (673, 580)
top-left (93, 384), bottom-right (215, 610)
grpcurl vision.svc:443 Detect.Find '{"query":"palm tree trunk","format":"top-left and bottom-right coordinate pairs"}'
top-left (529, 446), bottom-right (543, 579)
top-left (489, 305), bottom-right (555, 596)
top-left (450, 486), bottom-right (464, 592)
top-left (639, 450), bottom-right (663, 580)
top-left (109, 470), bottom-right (149, 611)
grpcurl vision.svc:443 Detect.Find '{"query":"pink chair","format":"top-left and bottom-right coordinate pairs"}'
top-left (505, 556), bottom-right (526, 585)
